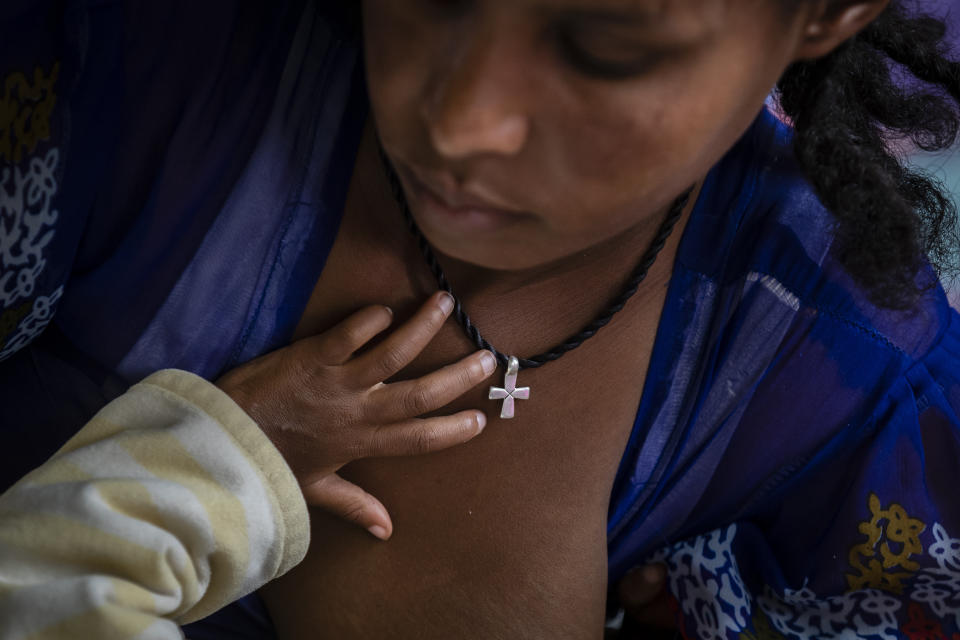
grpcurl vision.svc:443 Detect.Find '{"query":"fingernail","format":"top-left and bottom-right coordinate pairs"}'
top-left (368, 525), bottom-right (390, 540)
top-left (476, 412), bottom-right (487, 433)
top-left (479, 351), bottom-right (497, 375)
top-left (438, 292), bottom-right (455, 315)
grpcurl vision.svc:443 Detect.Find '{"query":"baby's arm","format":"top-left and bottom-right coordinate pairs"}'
top-left (0, 293), bottom-right (492, 639)
top-left (0, 369), bottom-right (309, 640)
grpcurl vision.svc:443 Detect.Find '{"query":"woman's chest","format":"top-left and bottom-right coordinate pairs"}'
top-left (289, 169), bottom-right (668, 516)
top-left (264, 182), bottom-right (671, 638)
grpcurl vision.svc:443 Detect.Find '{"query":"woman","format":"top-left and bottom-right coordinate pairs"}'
top-left (1, 0), bottom-right (958, 638)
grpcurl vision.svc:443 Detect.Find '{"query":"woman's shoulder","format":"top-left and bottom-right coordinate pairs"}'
top-left (705, 105), bottom-right (955, 366)
top-left (662, 110), bottom-right (960, 541)
top-left (675, 104), bottom-right (959, 458)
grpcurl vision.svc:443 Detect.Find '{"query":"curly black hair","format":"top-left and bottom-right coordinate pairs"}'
top-left (776, 1), bottom-right (960, 309)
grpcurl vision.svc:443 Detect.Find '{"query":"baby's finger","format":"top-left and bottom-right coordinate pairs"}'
top-left (300, 473), bottom-right (393, 540)
top-left (362, 410), bottom-right (486, 458)
top-left (350, 291), bottom-right (454, 385)
top-left (309, 305), bottom-right (395, 365)
top-left (371, 350), bottom-right (497, 422)
top-left (618, 564), bottom-right (677, 629)
top-left (619, 564), bottom-right (666, 607)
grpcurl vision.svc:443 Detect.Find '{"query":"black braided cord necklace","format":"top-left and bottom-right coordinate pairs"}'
top-left (380, 148), bottom-right (694, 419)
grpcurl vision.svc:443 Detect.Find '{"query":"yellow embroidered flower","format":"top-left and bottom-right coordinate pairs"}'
top-left (0, 62), bottom-right (60, 166)
top-left (847, 493), bottom-right (927, 594)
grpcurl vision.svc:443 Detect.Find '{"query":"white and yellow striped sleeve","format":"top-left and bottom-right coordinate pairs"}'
top-left (0, 369), bottom-right (310, 640)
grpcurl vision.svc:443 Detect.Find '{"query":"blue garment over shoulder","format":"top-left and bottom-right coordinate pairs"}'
top-left (2, 2), bottom-right (959, 639)
top-left (607, 98), bottom-right (960, 639)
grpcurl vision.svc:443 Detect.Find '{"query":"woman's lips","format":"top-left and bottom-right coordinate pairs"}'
top-left (398, 165), bottom-right (533, 233)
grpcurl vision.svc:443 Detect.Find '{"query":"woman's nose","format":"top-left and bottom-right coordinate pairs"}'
top-left (421, 33), bottom-right (531, 160)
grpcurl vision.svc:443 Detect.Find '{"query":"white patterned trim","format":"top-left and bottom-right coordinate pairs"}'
top-left (911, 523), bottom-right (960, 629)
top-left (652, 520), bottom-right (960, 640)
top-left (0, 147), bottom-right (60, 306)
top-left (652, 524), bottom-right (753, 640)
top-left (0, 286), bottom-right (63, 361)
top-left (0, 147), bottom-right (61, 360)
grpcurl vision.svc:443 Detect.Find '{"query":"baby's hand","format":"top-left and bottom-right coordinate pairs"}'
top-left (617, 563), bottom-right (677, 637)
top-left (217, 291), bottom-right (495, 540)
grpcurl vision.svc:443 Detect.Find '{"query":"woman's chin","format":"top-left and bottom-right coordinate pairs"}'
top-left (413, 224), bottom-right (578, 274)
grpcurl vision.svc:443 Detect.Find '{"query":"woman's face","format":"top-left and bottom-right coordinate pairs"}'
top-left (365, 0), bottom-right (809, 270)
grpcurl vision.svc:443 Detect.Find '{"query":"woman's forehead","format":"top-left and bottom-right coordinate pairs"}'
top-left (460, 0), bottom-right (766, 45)
top-left (487, 0), bottom-right (751, 34)
top-left (521, 0), bottom-right (738, 17)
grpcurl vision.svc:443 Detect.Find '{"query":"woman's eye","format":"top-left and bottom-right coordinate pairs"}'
top-left (557, 32), bottom-right (656, 80)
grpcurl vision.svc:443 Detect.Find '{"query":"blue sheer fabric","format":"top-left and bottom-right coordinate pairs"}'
top-left (607, 104), bottom-right (960, 640)
top-left (2, 2), bottom-right (960, 639)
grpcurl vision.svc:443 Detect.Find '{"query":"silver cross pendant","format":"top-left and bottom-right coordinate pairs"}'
top-left (488, 356), bottom-right (530, 419)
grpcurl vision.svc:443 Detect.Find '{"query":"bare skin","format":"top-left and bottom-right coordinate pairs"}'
top-left (261, 123), bottom-right (699, 638)
top-left (216, 0), bottom-right (890, 637)
top-left (217, 287), bottom-right (495, 540)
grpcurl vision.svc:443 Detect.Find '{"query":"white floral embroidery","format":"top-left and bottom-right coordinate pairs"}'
top-left (0, 147), bottom-right (60, 309)
top-left (652, 524), bottom-right (753, 640)
top-left (911, 523), bottom-right (960, 629)
top-left (0, 285), bottom-right (63, 361)
top-left (0, 146), bottom-right (61, 360)
top-left (759, 585), bottom-right (901, 640)
top-left (652, 520), bottom-right (960, 640)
